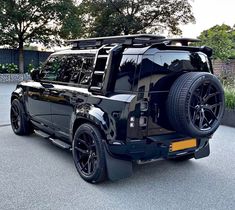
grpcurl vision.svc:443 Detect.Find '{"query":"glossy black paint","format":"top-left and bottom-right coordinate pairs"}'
top-left (11, 46), bottom-right (212, 161)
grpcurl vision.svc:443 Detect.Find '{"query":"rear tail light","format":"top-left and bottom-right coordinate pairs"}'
top-left (129, 100), bottom-right (149, 128)
top-left (130, 117), bottom-right (135, 122)
top-left (130, 117), bottom-right (135, 128)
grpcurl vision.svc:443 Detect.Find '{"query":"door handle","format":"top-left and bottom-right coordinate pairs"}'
top-left (40, 82), bottom-right (54, 89)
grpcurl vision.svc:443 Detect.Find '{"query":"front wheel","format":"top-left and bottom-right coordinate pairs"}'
top-left (10, 99), bottom-right (32, 135)
top-left (72, 123), bottom-right (106, 183)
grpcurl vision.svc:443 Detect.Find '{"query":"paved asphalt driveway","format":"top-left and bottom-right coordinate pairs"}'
top-left (0, 83), bottom-right (16, 125)
top-left (0, 83), bottom-right (235, 210)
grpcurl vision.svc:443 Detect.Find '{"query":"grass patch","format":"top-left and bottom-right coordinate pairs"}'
top-left (224, 86), bottom-right (235, 110)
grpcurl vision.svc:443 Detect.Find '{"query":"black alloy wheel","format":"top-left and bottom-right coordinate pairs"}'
top-left (190, 81), bottom-right (222, 131)
top-left (11, 102), bottom-right (21, 131)
top-left (72, 123), bottom-right (106, 183)
top-left (167, 72), bottom-right (225, 137)
top-left (10, 99), bottom-right (32, 135)
top-left (75, 132), bottom-right (98, 176)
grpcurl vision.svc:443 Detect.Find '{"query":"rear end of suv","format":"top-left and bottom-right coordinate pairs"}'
top-left (11, 35), bottom-right (225, 183)
top-left (111, 45), bottom-right (223, 159)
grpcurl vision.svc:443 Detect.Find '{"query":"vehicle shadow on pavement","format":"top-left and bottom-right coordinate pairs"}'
top-left (7, 133), bottom-right (75, 171)
top-left (102, 158), bottom-right (198, 186)
top-left (20, 133), bottom-right (200, 186)
top-left (4, 128), bottom-right (234, 190)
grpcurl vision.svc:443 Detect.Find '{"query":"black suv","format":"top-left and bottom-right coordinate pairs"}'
top-left (11, 34), bottom-right (225, 183)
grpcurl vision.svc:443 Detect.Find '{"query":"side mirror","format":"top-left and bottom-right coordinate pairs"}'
top-left (30, 69), bottom-right (41, 81)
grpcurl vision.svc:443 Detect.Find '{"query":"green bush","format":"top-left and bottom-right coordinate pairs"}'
top-left (219, 70), bottom-right (235, 87)
top-left (224, 86), bottom-right (235, 110)
top-left (0, 64), bottom-right (7, 73)
top-left (6, 63), bottom-right (18, 73)
top-left (27, 63), bottom-right (35, 73)
top-left (0, 63), bottom-right (18, 74)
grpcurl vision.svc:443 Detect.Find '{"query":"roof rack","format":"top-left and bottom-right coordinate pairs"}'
top-left (67, 34), bottom-right (166, 49)
top-left (66, 34), bottom-right (201, 49)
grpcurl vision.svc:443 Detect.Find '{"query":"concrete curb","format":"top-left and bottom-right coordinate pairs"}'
top-left (0, 124), bottom-right (11, 127)
top-left (221, 109), bottom-right (235, 128)
top-left (0, 73), bottom-right (31, 83)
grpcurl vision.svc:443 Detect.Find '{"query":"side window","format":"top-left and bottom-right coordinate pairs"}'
top-left (41, 56), bottom-right (62, 81)
top-left (114, 55), bottom-right (138, 91)
top-left (41, 54), bottom-right (94, 86)
top-left (57, 55), bottom-right (83, 83)
top-left (78, 57), bottom-right (94, 86)
top-left (68, 55), bottom-right (83, 83)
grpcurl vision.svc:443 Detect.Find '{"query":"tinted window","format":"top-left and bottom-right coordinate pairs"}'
top-left (41, 56), bottom-right (62, 81)
top-left (114, 55), bottom-right (138, 91)
top-left (41, 54), bottom-right (94, 86)
top-left (151, 52), bottom-right (210, 73)
top-left (78, 57), bottom-right (94, 86)
top-left (57, 55), bottom-right (83, 83)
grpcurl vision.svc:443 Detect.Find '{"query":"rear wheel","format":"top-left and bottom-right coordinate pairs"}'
top-left (72, 123), bottom-right (106, 183)
top-left (10, 99), bottom-right (32, 135)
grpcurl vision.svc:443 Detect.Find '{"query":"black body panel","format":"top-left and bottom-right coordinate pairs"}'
top-left (11, 40), bottom-right (214, 161)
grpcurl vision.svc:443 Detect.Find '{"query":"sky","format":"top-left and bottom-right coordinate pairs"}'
top-left (41, 0), bottom-right (235, 50)
top-left (180, 0), bottom-right (235, 38)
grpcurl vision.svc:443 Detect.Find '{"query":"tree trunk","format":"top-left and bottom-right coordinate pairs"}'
top-left (124, 29), bottom-right (129, 35)
top-left (18, 41), bottom-right (24, 74)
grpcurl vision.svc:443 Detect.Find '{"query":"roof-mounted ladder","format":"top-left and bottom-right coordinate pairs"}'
top-left (88, 44), bottom-right (122, 94)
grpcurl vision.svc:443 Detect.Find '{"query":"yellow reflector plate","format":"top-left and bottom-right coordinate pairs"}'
top-left (170, 139), bottom-right (197, 152)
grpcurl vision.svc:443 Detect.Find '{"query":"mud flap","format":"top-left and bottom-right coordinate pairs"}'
top-left (195, 142), bottom-right (210, 159)
top-left (104, 146), bottom-right (133, 181)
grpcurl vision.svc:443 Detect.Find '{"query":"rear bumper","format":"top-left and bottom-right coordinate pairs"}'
top-left (106, 134), bottom-right (210, 161)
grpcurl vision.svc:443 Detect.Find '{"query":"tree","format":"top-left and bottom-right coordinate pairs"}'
top-left (58, 1), bottom-right (83, 40)
top-left (197, 24), bottom-right (235, 60)
top-left (0, 0), bottom-right (81, 73)
top-left (80, 0), bottom-right (195, 37)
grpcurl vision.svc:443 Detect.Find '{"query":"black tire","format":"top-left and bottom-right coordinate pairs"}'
top-left (72, 123), bottom-right (106, 183)
top-left (10, 99), bottom-right (32, 135)
top-left (167, 72), bottom-right (225, 137)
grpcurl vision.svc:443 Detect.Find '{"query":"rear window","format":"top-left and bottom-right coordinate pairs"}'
top-left (142, 51), bottom-right (211, 75)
